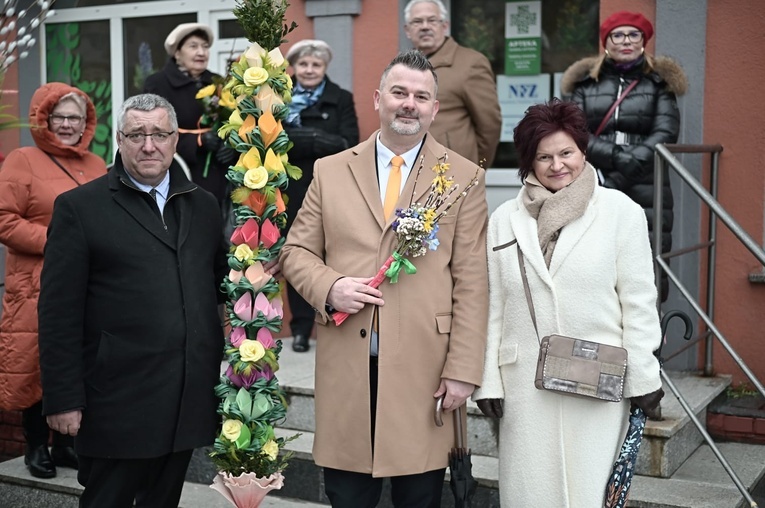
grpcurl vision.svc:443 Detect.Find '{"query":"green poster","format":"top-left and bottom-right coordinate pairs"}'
top-left (505, 1), bottom-right (542, 75)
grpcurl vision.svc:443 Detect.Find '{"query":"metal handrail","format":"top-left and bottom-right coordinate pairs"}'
top-left (653, 143), bottom-right (764, 507)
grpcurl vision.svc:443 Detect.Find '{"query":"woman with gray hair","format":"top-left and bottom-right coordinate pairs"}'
top-left (283, 39), bottom-right (359, 353)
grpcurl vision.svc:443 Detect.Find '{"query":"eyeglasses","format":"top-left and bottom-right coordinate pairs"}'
top-left (49, 114), bottom-right (84, 126)
top-left (119, 131), bottom-right (176, 145)
top-left (408, 17), bottom-right (444, 27)
top-left (609, 31), bottom-right (644, 44)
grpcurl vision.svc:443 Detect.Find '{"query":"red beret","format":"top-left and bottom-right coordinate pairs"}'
top-left (600, 11), bottom-right (654, 47)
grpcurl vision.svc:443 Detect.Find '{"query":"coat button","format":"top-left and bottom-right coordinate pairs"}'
top-left (360, 329), bottom-right (367, 338)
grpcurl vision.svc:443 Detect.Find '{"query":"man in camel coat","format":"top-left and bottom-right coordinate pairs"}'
top-left (280, 50), bottom-right (489, 507)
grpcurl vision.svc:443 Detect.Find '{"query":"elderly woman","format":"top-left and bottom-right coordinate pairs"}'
top-left (473, 100), bottom-right (663, 506)
top-left (283, 39), bottom-right (359, 352)
top-left (0, 83), bottom-right (106, 478)
top-left (144, 23), bottom-right (234, 204)
top-left (561, 11), bottom-right (687, 301)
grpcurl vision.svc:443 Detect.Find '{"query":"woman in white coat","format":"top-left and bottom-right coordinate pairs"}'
top-left (473, 100), bottom-right (664, 506)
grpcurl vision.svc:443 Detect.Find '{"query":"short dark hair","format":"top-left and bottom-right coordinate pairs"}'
top-left (379, 50), bottom-right (438, 95)
top-left (513, 99), bottom-right (589, 182)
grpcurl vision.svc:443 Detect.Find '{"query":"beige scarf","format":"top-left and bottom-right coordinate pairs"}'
top-left (522, 163), bottom-right (596, 267)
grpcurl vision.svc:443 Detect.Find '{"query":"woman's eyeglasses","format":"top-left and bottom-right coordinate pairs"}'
top-left (119, 131), bottom-right (176, 145)
top-left (49, 114), bottom-right (84, 126)
top-left (609, 31), bottom-right (644, 44)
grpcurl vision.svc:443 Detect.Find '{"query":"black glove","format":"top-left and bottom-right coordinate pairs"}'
top-left (216, 144), bottom-right (239, 167)
top-left (631, 388), bottom-right (664, 420)
top-left (476, 398), bottom-right (504, 419)
top-left (201, 130), bottom-right (222, 153)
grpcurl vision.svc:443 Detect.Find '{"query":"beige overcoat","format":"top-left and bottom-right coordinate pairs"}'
top-left (280, 132), bottom-right (489, 477)
top-left (427, 37), bottom-right (502, 168)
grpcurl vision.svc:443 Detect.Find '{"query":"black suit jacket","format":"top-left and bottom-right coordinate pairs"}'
top-left (39, 157), bottom-right (227, 459)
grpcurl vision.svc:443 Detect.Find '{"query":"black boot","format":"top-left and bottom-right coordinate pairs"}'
top-left (51, 446), bottom-right (79, 470)
top-left (292, 333), bottom-right (310, 353)
top-left (25, 445), bottom-right (56, 479)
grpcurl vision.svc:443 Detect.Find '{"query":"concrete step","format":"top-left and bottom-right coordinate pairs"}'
top-left (0, 455), bottom-right (327, 508)
top-left (637, 371), bottom-right (731, 477)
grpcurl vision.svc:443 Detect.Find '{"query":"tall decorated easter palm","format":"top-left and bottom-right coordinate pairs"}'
top-left (208, 1), bottom-right (301, 507)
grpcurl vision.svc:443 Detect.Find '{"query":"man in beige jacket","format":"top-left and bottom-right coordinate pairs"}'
top-left (404, 0), bottom-right (502, 168)
top-left (280, 50), bottom-right (488, 507)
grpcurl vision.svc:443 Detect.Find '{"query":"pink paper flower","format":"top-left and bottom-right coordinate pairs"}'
top-left (256, 328), bottom-right (275, 349)
top-left (230, 327), bottom-right (247, 348)
top-left (210, 470), bottom-right (284, 508)
top-left (244, 263), bottom-right (268, 291)
top-left (259, 219), bottom-right (280, 249)
top-left (267, 296), bottom-right (283, 320)
top-left (253, 293), bottom-right (271, 318)
top-left (234, 292), bottom-right (254, 321)
top-left (240, 218), bottom-right (260, 248)
top-left (229, 269), bottom-right (244, 284)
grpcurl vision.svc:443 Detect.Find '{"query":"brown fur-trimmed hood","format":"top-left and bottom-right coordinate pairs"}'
top-left (560, 54), bottom-right (688, 96)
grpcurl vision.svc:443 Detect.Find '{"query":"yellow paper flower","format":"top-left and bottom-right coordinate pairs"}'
top-left (196, 84), bottom-right (216, 99)
top-left (244, 42), bottom-right (266, 68)
top-left (267, 47), bottom-right (285, 67)
top-left (228, 109), bottom-right (244, 128)
top-left (261, 439), bottom-right (279, 460)
top-left (243, 67), bottom-right (269, 87)
top-left (241, 147), bottom-right (263, 170)
top-left (234, 244), bottom-right (254, 262)
top-left (264, 148), bottom-right (285, 174)
top-left (220, 90), bottom-right (237, 109)
top-left (222, 419), bottom-right (243, 441)
top-left (240, 339), bottom-right (266, 362)
top-left (253, 84), bottom-right (284, 114)
top-left (244, 166), bottom-right (269, 189)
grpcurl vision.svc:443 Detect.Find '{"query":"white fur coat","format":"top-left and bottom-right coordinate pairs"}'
top-left (474, 169), bottom-right (663, 507)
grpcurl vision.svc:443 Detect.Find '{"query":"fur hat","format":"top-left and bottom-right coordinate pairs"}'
top-left (285, 39), bottom-right (333, 66)
top-left (600, 11), bottom-right (653, 47)
top-left (164, 23), bottom-right (214, 56)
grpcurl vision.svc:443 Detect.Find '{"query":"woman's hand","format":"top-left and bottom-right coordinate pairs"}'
top-left (631, 388), bottom-right (665, 419)
top-left (476, 398), bottom-right (504, 418)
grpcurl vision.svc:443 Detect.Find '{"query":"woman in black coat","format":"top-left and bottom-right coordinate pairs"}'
top-left (283, 39), bottom-right (359, 352)
top-left (144, 23), bottom-right (234, 204)
top-left (561, 11), bottom-right (687, 301)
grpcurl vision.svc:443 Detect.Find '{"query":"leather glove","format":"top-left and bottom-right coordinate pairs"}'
top-left (476, 398), bottom-right (504, 419)
top-left (631, 388), bottom-right (665, 420)
top-left (216, 144), bottom-right (239, 167)
top-left (201, 130), bottom-right (222, 153)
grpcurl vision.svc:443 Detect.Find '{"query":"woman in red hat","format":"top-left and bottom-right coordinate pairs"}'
top-left (561, 11), bottom-right (688, 302)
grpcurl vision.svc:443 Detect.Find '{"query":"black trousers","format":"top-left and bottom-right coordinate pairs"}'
top-left (77, 449), bottom-right (193, 508)
top-left (22, 400), bottom-right (73, 449)
top-left (287, 282), bottom-right (315, 337)
top-left (323, 357), bottom-right (445, 508)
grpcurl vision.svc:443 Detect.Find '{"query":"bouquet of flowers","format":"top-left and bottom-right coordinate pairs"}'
top-left (208, 1), bottom-right (300, 507)
top-left (332, 154), bottom-right (480, 326)
top-left (195, 76), bottom-right (237, 177)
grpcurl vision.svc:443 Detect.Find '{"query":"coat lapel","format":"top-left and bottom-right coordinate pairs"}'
top-left (348, 133), bottom-right (386, 230)
top-left (509, 188), bottom-right (554, 289)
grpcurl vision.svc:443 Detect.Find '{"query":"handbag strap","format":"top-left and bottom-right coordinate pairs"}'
top-left (46, 153), bottom-right (82, 187)
top-left (516, 244), bottom-right (541, 344)
top-left (593, 78), bottom-right (640, 137)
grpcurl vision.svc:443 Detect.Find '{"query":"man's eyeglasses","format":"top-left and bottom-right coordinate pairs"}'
top-left (119, 131), bottom-right (176, 145)
top-left (408, 17), bottom-right (444, 27)
top-left (609, 31), bottom-right (644, 44)
top-left (49, 114), bottom-right (84, 126)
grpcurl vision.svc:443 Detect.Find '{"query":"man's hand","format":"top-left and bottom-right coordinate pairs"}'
top-left (263, 259), bottom-right (282, 281)
top-left (434, 378), bottom-right (475, 412)
top-left (327, 277), bottom-right (384, 314)
top-left (47, 410), bottom-right (82, 437)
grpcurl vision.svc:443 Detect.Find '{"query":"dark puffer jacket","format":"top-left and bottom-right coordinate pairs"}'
top-left (562, 54), bottom-right (687, 300)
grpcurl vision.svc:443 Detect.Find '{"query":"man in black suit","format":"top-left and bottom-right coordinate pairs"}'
top-left (38, 93), bottom-right (228, 508)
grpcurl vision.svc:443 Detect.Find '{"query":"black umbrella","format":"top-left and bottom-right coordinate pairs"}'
top-left (435, 397), bottom-right (478, 507)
